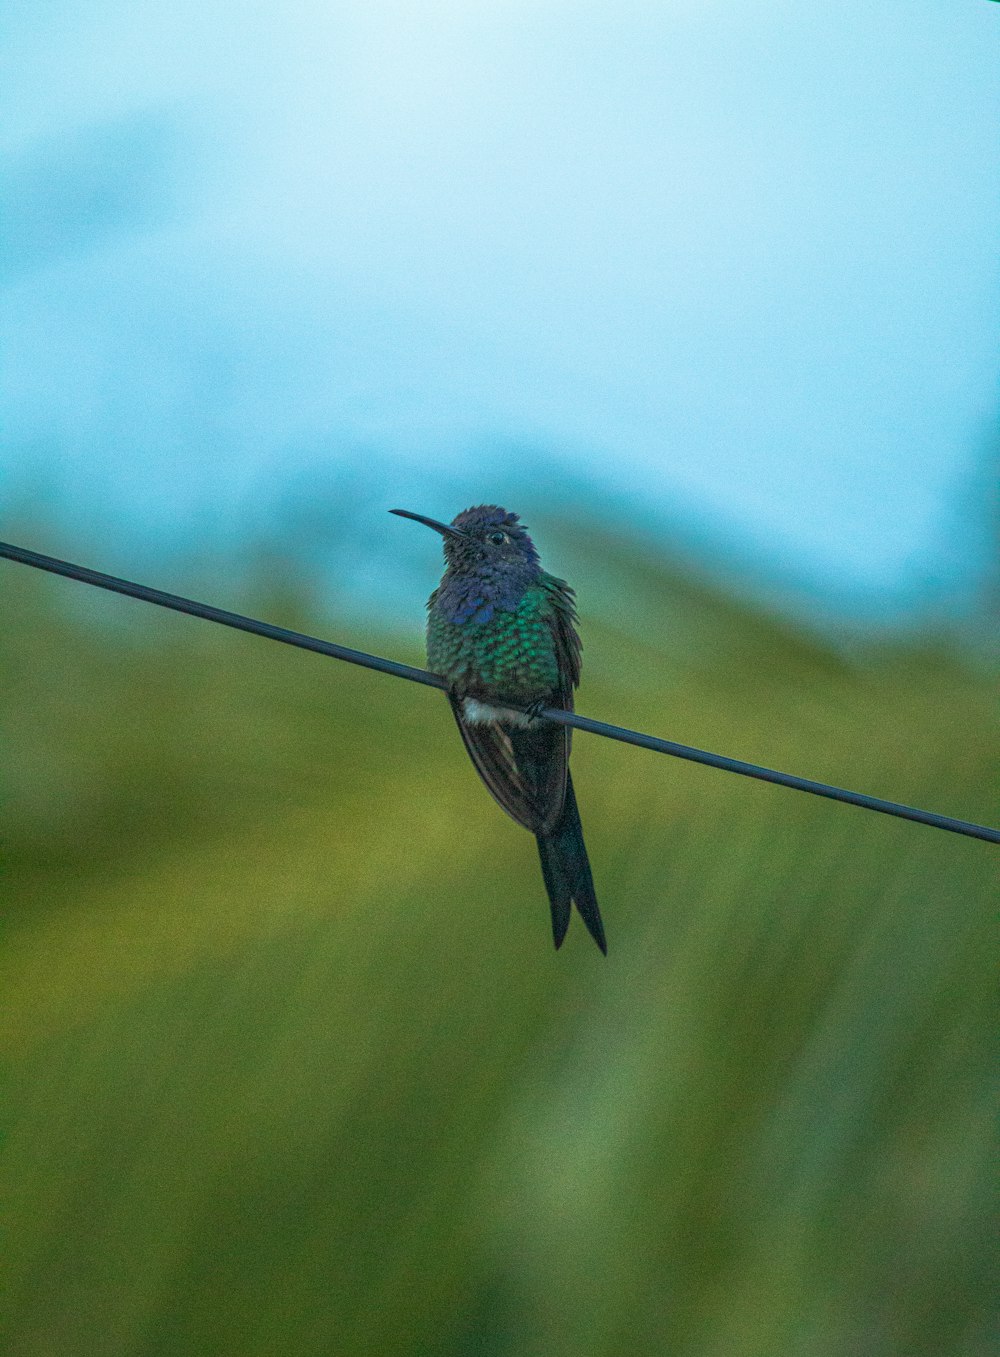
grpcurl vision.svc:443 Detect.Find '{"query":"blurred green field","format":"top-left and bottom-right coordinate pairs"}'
top-left (2, 524), bottom-right (997, 1357)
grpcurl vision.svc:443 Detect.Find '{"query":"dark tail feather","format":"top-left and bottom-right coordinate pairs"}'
top-left (537, 832), bottom-right (572, 949)
top-left (535, 772), bottom-right (607, 955)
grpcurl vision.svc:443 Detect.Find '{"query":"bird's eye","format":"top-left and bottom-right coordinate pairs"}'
top-left (488, 531), bottom-right (506, 545)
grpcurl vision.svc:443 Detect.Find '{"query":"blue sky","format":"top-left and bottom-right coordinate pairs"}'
top-left (2, 1), bottom-right (998, 614)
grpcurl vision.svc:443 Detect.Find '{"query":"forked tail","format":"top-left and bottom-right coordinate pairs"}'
top-left (535, 772), bottom-right (607, 954)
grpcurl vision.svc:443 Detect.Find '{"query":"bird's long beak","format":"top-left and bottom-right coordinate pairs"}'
top-left (389, 509), bottom-right (467, 541)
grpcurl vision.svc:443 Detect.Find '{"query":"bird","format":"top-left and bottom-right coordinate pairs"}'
top-left (390, 504), bottom-right (606, 954)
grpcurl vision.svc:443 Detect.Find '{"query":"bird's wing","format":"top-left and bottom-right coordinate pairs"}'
top-left (449, 579), bottom-right (582, 836)
top-left (449, 699), bottom-right (568, 834)
top-left (541, 575), bottom-right (582, 705)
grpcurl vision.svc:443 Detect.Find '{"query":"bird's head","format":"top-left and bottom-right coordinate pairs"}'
top-left (390, 505), bottom-right (540, 577)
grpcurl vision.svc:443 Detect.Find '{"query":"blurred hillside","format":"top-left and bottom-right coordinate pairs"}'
top-left (1, 521), bottom-right (997, 1357)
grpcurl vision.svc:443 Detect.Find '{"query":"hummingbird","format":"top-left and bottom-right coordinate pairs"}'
top-left (391, 505), bottom-right (606, 954)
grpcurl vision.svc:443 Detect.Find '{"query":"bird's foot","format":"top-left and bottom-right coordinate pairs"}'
top-left (524, 699), bottom-right (550, 722)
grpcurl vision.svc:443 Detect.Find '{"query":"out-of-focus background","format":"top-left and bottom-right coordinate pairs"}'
top-left (2, 3), bottom-right (997, 1355)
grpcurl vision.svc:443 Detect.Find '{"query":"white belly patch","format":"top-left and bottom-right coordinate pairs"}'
top-left (461, 698), bottom-right (535, 728)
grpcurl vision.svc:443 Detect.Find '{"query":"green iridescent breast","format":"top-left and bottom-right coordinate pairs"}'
top-left (427, 583), bottom-right (561, 699)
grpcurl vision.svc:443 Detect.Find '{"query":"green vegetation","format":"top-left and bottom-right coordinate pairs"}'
top-left (2, 524), bottom-right (996, 1356)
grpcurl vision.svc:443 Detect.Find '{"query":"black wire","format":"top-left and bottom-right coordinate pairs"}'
top-left (2, 538), bottom-right (998, 846)
top-left (0, 540), bottom-right (443, 690)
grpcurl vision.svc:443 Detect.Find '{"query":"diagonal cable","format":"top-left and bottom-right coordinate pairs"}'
top-left (1, 539), bottom-right (997, 846)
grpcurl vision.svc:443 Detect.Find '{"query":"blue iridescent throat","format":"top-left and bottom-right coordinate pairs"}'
top-left (436, 560), bottom-right (540, 625)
